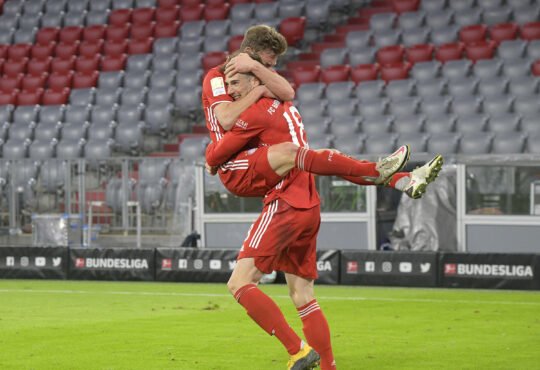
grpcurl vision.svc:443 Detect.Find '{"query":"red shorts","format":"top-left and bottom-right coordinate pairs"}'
top-left (218, 146), bottom-right (282, 197)
top-left (238, 200), bottom-right (321, 280)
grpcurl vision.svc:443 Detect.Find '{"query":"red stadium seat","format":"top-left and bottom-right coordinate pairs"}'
top-left (103, 39), bottom-right (128, 56)
top-left (132, 7), bottom-right (155, 24)
top-left (435, 42), bottom-right (464, 62)
top-left (106, 24), bottom-right (131, 41)
top-left (206, 0), bottom-right (226, 5)
top-left (229, 0), bottom-right (251, 4)
top-left (359, 5), bottom-right (393, 18)
top-left (100, 54), bottom-right (127, 71)
top-left (406, 44), bottom-right (434, 63)
top-left (75, 54), bottom-right (101, 73)
top-left (320, 65), bottom-right (351, 83)
top-left (311, 41), bottom-right (345, 55)
top-left (3, 58), bottom-right (28, 77)
top-left (380, 61), bottom-right (411, 81)
top-left (337, 23), bottom-right (370, 34)
top-left (51, 55), bottom-right (76, 73)
top-left (22, 72), bottom-right (48, 91)
top-left (324, 34), bottom-right (346, 43)
top-left (8, 44), bottom-right (32, 60)
top-left (73, 70), bottom-right (99, 88)
top-left (156, 6), bottom-right (180, 23)
top-left (180, 4), bottom-right (205, 21)
top-left (459, 24), bottom-right (488, 44)
top-left (0, 58), bottom-right (3, 75)
top-left (391, 0), bottom-right (420, 13)
top-left (36, 27), bottom-right (60, 45)
top-left (532, 60), bottom-right (540, 76)
top-left (128, 38), bottom-right (154, 54)
top-left (0, 90), bottom-right (18, 105)
top-left (42, 87), bottom-right (70, 105)
top-left (17, 88), bottom-right (43, 105)
top-left (202, 51), bottom-right (228, 72)
top-left (154, 21), bottom-right (181, 38)
top-left (83, 25), bottom-right (107, 42)
top-left (59, 26), bottom-right (84, 44)
top-left (181, 0), bottom-right (203, 5)
top-left (79, 40), bottom-right (104, 57)
top-left (27, 57), bottom-right (52, 75)
top-left (350, 63), bottom-right (379, 83)
top-left (290, 65), bottom-right (321, 86)
top-left (0, 73), bottom-right (23, 91)
top-left (299, 52), bottom-right (320, 62)
top-left (520, 22), bottom-right (540, 40)
top-left (48, 71), bottom-right (74, 90)
top-left (228, 35), bottom-right (244, 53)
top-left (377, 45), bottom-right (405, 65)
top-left (286, 60), bottom-right (320, 71)
top-left (280, 17), bottom-right (306, 47)
top-left (55, 41), bottom-right (80, 59)
top-left (0, 44), bottom-right (7, 59)
top-left (489, 23), bottom-right (518, 43)
top-left (131, 22), bottom-right (155, 40)
top-left (204, 3), bottom-right (230, 21)
top-left (31, 43), bottom-right (55, 59)
top-left (465, 40), bottom-right (496, 61)
top-left (109, 9), bottom-right (132, 26)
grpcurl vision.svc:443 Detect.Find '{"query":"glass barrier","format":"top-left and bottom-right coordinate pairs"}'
top-left (203, 172), bottom-right (367, 214)
top-left (466, 164), bottom-right (540, 216)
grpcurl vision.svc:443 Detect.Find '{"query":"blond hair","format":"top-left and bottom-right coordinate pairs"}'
top-left (240, 25), bottom-right (288, 56)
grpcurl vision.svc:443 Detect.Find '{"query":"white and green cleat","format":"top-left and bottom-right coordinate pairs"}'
top-left (403, 154), bottom-right (444, 199)
top-left (373, 144), bottom-right (411, 185)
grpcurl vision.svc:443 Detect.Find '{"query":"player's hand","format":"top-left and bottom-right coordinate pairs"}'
top-left (224, 53), bottom-right (258, 76)
top-left (205, 162), bottom-right (218, 176)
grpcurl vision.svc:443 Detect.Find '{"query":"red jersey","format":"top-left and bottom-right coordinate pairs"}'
top-left (202, 66), bottom-right (232, 144)
top-left (206, 98), bottom-right (320, 210)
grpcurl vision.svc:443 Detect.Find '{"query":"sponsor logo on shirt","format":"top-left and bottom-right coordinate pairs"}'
top-left (210, 77), bottom-right (226, 97)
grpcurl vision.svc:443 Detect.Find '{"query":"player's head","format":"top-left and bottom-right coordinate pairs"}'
top-left (225, 69), bottom-right (261, 101)
top-left (239, 25), bottom-right (288, 68)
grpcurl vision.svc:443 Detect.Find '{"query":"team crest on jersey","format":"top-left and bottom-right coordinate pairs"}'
top-left (210, 77), bottom-right (226, 97)
top-left (235, 119), bottom-right (248, 129)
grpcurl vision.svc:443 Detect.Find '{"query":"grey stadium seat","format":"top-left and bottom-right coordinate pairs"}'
top-left (279, 1), bottom-right (304, 18)
top-left (297, 83), bottom-right (326, 104)
top-left (84, 138), bottom-right (113, 160)
top-left (416, 77), bottom-right (447, 97)
top-left (386, 80), bottom-right (416, 99)
top-left (230, 3), bottom-right (254, 20)
top-left (361, 133), bottom-right (398, 154)
top-left (91, 105), bottom-right (117, 125)
top-left (425, 9), bottom-right (454, 29)
top-left (473, 59), bottom-right (503, 79)
top-left (327, 98), bottom-right (358, 119)
top-left (402, 27), bottom-right (431, 46)
top-left (13, 106), bottom-right (40, 125)
top-left (330, 116), bottom-right (361, 137)
top-left (498, 40), bottom-right (528, 60)
top-left (514, 96), bottom-right (540, 116)
top-left (453, 8), bottom-right (482, 27)
top-left (320, 48), bottom-right (348, 68)
top-left (174, 86), bottom-right (202, 118)
top-left (127, 54), bottom-right (153, 73)
top-left (180, 21), bottom-right (206, 39)
top-left (41, 12), bottom-right (64, 28)
top-left (325, 81), bottom-right (355, 102)
top-left (455, 114), bottom-right (489, 133)
top-left (29, 139), bottom-right (57, 159)
top-left (98, 71), bottom-right (124, 90)
top-left (392, 114), bottom-right (425, 133)
top-left (508, 76), bottom-right (539, 97)
top-left (150, 71), bottom-right (176, 89)
top-left (358, 97), bottom-right (388, 118)
top-left (360, 115), bottom-right (393, 134)
top-left (303, 116), bottom-right (331, 138)
top-left (35, 121), bottom-right (62, 140)
top-left (513, 5), bottom-right (540, 25)
top-left (527, 40), bottom-right (540, 60)
top-left (65, 105), bottom-right (91, 123)
top-left (370, 13), bottom-right (397, 32)
top-left (482, 95), bottom-right (514, 116)
top-left (153, 38), bottom-right (178, 55)
top-left (2, 138), bottom-right (31, 159)
top-left (116, 104), bottom-right (143, 124)
top-left (62, 122), bottom-right (90, 140)
top-left (390, 97), bottom-right (421, 117)
top-left (255, 2), bottom-right (278, 21)
top-left (0, 105), bottom-right (14, 123)
top-left (451, 95), bottom-right (482, 115)
top-left (430, 25), bottom-right (460, 44)
top-left (40, 160), bottom-right (67, 192)
top-left (373, 29), bottom-right (402, 48)
top-left (348, 46), bottom-right (377, 66)
top-left (520, 115), bottom-right (540, 134)
top-left (397, 10), bottom-right (426, 30)
top-left (421, 95), bottom-right (452, 116)
top-left (488, 113), bottom-right (521, 133)
top-left (478, 76), bottom-right (509, 96)
top-left (177, 53), bottom-right (203, 72)
top-left (427, 133), bottom-right (460, 154)
top-left (39, 106), bottom-right (65, 124)
top-left (333, 136), bottom-right (363, 155)
top-left (305, 0), bottom-right (330, 27)
top-left (297, 100), bottom-right (327, 122)
top-left (397, 132), bottom-right (428, 152)
top-left (88, 121), bottom-right (115, 140)
top-left (67, 0), bottom-right (89, 12)
top-left (204, 36), bottom-right (229, 53)
top-left (123, 71), bottom-right (150, 90)
top-left (355, 80), bottom-right (386, 101)
top-left (9, 122), bottom-right (36, 141)
top-left (175, 70), bottom-right (203, 89)
top-left (152, 53), bottom-right (178, 72)
top-left (230, 18), bottom-right (255, 36)
top-left (447, 77), bottom-right (479, 96)
top-left (503, 58), bottom-right (532, 78)
top-left (442, 60), bottom-right (473, 80)
top-left (145, 104), bottom-right (172, 135)
top-left (527, 133), bottom-right (540, 154)
top-left (420, 0), bottom-right (446, 12)
top-left (120, 87), bottom-right (147, 106)
top-left (482, 7), bottom-right (512, 25)
top-left (459, 132), bottom-right (494, 154)
top-left (449, 0), bottom-right (475, 11)
top-left (424, 114), bottom-right (457, 133)
top-left (70, 88), bottom-right (95, 106)
top-left (63, 11), bottom-right (88, 27)
top-left (492, 133), bottom-right (526, 153)
top-left (147, 87), bottom-right (173, 106)
top-left (115, 121), bottom-right (145, 154)
top-left (86, 10), bottom-right (109, 25)
top-left (205, 20), bottom-right (230, 38)
top-left (94, 88), bottom-right (121, 106)
top-left (345, 31), bottom-right (372, 50)
top-left (179, 136), bottom-right (210, 161)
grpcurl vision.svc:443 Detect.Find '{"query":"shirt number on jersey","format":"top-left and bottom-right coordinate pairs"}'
top-left (282, 106), bottom-right (309, 148)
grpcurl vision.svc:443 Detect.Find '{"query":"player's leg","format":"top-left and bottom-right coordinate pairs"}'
top-left (267, 142), bottom-right (410, 185)
top-left (285, 274), bottom-right (336, 370)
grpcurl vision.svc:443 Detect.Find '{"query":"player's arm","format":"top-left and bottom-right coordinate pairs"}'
top-left (225, 53), bottom-right (295, 101)
top-left (213, 85), bottom-right (268, 131)
top-left (205, 114), bottom-right (263, 167)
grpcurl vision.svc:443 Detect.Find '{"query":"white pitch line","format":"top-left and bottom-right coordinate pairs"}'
top-left (0, 289), bottom-right (539, 306)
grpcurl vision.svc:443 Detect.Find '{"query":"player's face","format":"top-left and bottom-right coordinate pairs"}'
top-left (226, 73), bottom-right (256, 100)
top-left (256, 49), bottom-right (278, 69)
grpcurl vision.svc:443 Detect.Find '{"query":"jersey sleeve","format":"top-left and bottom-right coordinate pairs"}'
top-left (205, 107), bottom-right (265, 166)
top-left (202, 68), bottom-right (233, 108)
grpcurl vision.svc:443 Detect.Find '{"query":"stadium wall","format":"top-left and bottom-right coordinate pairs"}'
top-left (0, 247), bottom-right (538, 290)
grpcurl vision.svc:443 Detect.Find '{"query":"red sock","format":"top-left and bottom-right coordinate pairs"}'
top-left (297, 300), bottom-right (336, 370)
top-left (387, 172), bottom-right (410, 190)
top-left (234, 284), bottom-right (302, 355)
top-left (295, 147), bottom-right (378, 179)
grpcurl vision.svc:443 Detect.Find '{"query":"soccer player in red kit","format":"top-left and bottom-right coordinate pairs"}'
top-left (206, 69), bottom-right (444, 370)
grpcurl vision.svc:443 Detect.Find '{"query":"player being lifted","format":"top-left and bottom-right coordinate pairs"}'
top-left (202, 26), bottom-right (443, 370)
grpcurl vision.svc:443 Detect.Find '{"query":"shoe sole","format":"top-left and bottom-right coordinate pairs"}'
top-left (410, 155), bottom-right (444, 199)
top-left (290, 350), bottom-right (320, 370)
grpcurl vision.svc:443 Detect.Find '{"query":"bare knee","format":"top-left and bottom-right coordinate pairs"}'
top-left (289, 288), bottom-right (315, 308)
top-left (268, 142), bottom-right (299, 176)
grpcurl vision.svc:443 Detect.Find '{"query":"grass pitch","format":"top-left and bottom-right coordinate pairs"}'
top-left (0, 280), bottom-right (538, 370)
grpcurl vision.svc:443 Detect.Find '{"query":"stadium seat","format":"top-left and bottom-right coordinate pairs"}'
top-left (358, 98), bottom-right (388, 117)
top-left (101, 54), bottom-right (127, 71)
top-left (325, 81), bottom-right (355, 102)
top-left (520, 21), bottom-right (540, 40)
top-left (425, 9), bottom-right (454, 29)
top-left (492, 133), bottom-right (526, 153)
top-left (128, 38), bottom-right (154, 55)
top-left (348, 46), bottom-right (377, 66)
top-left (320, 65), bottom-right (350, 84)
top-left (31, 43), bottom-right (56, 60)
top-left (131, 23), bottom-right (155, 40)
top-left (504, 58), bottom-right (533, 78)
top-left (380, 62), bottom-right (411, 81)
top-left (489, 23), bottom-right (519, 43)
top-left (35, 121), bottom-right (62, 140)
top-left (362, 133), bottom-right (398, 154)
top-left (132, 7), bottom-right (155, 24)
top-left (455, 113), bottom-right (489, 133)
top-left (36, 27), bottom-right (60, 44)
top-left (355, 80), bottom-right (385, 101)
top-left (145, 103), bottom-right (173, 135)
top-left (442, 59), bottom-right (472, 80)
top-left (528, 133), bottom-right (540, 154)
top-left (180, 4), bottom-right (205, 22)
top-left (386, 79), bottom-right (416, 99)
top-left (51, 56), bottom-right (76, 74)
top-left (405, 44), bottom-right (434, 63)
top-left (488, 113), bottom-right (521, 133)
top-left (454, 8), bottom-right (482, 27)
top-left (435, 42), bottom-right (464, 62)
top-left (402, 27), bottom-right (431, 47)
top-left (109, 8), bottom-right (132, 26)
top-left (424, 114), bottom-right (457, 134)
top-left (2, 138), bottom-right (31, 159)
top-left (421, 95), bottom-right (452, 116)
top-left (59, 26), bottom-right (83, 44)
top-left (350, 63), bottom-right (379, 84)
top-left (70, 88), bottom-right (95, 106)
top-left (426, 132), bottom-right (460, 153)
top-left (465, 40), bottom-right (496, 61)
top-left (459, 132), bottom-right (494, 154)
top-left (17, 88), bottom-right (44, 105)
top-left (411, 60), bottom-right (441, 81)
top-left (377, 45), bottom-right (405, 65)
top-left (345, 31), bottom-right (372, 50)
top-left (3, 58), bottom-right (29, 77)
top-left (8, 44), bottom-right (32, 60)
top-left (327, 98), bottom-right (358, 118)
top-left (459, 24), bottom-right (488, 44)
top-left (393, 114), bottom-right (425, 134)
top-left (373, 29), bottom-right (402, 48)
top-left (29, 139), bottom-right (57, 159)
top-left (451, 94), bottom-right (481, 115)
top-left (73, 70), bottom-right (99, 89)
top-left (0, 90), bottom-right (19, 105)
top-left (430, 25), bottom-right (460, 44)
top-left (154, 21), bottom-right (181, 38)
